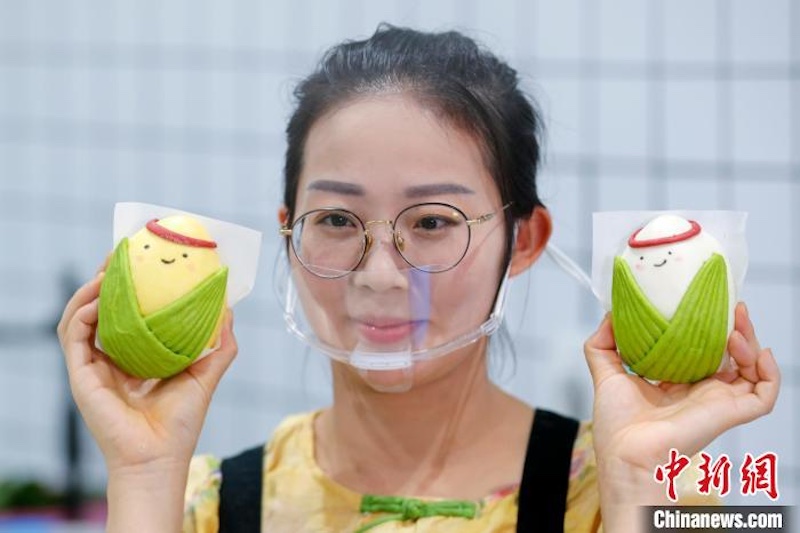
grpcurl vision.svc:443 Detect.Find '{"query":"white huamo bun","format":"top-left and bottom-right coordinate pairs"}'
top-left (621, 214), bottom-right (735, 334)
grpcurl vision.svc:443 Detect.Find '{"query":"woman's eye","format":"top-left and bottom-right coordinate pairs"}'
top-left (416, 216), bottom-right (449, 231)
top-left (320, 213), bottom-right (354, 227)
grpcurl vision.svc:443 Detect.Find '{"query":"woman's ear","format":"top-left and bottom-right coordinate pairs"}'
top-left (509, 206), bottom-right (552, 278)
top-left (278, 205), bottom-right (290, 226)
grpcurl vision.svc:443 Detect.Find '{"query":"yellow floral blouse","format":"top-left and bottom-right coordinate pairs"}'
top-left (182, 410), bottom-right (708, 533)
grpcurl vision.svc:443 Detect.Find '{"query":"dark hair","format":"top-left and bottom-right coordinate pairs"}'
top-left (283, 23), bottom-right (545, 268)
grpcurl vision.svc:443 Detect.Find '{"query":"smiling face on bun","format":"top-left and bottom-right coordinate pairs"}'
top-left (128, 215), bottom-right (222, 315)
top-left (620, 215), bottom-right (722, 320)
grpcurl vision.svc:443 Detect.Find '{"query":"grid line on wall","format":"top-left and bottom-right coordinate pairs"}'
top-left (645, 0), bottom-right (666, 209)
top-left (3, 42), bottom-right (800, 79)
top-left (790, 0), bottom-right (800, 480)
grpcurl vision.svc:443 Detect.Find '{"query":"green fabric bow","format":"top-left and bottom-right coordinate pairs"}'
top-left (97, 237), bottom-right (228, 379)
top-left (611, 252), bottom-right (728, 383)
top-left (354, 494), bottom-right (478, 532)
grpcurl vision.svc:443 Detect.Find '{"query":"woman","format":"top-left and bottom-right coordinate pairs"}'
top-left (57, 25), bottom-right (780, 533)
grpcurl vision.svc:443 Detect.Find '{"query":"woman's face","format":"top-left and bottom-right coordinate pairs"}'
top-left (285, 93), bottom-right (508, 390)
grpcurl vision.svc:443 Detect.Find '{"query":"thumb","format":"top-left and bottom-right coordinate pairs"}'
top-left (583, 314), bottom-right (626, 386)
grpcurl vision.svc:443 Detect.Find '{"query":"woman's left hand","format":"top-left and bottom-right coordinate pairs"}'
top-left (584, 302), bottom-right (780, 528)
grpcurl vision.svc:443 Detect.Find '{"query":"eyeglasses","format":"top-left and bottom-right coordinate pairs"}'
top-left (280, 202), bottom-right (511, 278)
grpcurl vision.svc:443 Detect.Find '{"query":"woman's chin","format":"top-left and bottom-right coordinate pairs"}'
top-left (345, 342), bottom-right (483, 394)
top-left (356, 367), bottom-right (415, 393)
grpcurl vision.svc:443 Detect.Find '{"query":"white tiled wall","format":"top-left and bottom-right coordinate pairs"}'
top-left (0, 0), bottom-right (796, 511)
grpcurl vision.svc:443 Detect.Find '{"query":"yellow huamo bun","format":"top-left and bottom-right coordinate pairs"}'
top-left (98, 214), bottom-right (229, 378)
top-left (129, 216), bottom-right (223, 316)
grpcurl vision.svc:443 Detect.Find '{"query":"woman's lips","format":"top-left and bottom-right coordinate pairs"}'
top-left (354, 319), bottom-right (426, 345)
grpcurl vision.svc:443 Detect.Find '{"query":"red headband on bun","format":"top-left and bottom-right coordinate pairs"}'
top-left (146, 219), bottom-right (218, 248)
top-left (628, 220), bottom-right (701, 248)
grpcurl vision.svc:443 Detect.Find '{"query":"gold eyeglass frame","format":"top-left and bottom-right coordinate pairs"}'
top-left (279, 202), bottom-right (512, 278)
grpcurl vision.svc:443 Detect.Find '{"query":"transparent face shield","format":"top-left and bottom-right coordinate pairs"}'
top-left (275, 203), bottom-right (511, 393)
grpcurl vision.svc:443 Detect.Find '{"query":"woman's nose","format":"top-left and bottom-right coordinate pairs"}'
top-left (351, 224), bottom-right (408, 291)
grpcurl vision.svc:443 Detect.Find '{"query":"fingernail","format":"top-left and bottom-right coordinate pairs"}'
top-left (593, 315), bottom-right (608, 335)
top-left (741, 301), bottom-right (749, 317)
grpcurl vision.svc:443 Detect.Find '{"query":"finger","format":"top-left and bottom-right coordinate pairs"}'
top-left (715, 348), bottom-right (781, 429)
top-left (62, 299), bottom-right (100, 375)
top-left (728, 348), bottom-right (781, 428)
top-left (57, 274), bottom-right (103, 343)
top-left (584, 315), bottom-right (625, 385)
top-left (734, 302), bottom-right (761, 353)
top-left (713, 368), bottom-right (741, 385)
top-left (710, 355), bottom-right (738, 383)
top-left (727, 330), bottom-right (759, 383)
top-left (591, 313), bottom-right (616, 350)
top-left (754, 348), bottom-right (780, 405)
top-left (95, 253), bottom-right (112, 275)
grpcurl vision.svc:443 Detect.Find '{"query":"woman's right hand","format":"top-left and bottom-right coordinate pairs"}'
top-left (56, 267), bottom-right (238, 476)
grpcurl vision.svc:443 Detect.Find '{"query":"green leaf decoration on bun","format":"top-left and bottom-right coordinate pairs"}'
top-left (610, 215), bottom-right (734, 383)
top-left (97, 216), bottom-right (228, 379)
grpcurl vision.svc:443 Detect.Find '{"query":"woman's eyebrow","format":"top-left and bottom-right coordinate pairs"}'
top-left (306, 180), bottom-right (364, 196)
top-left (405, 183), bottom-right (475, 198)
top-left (306, 180), bottom-right (475, 198)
